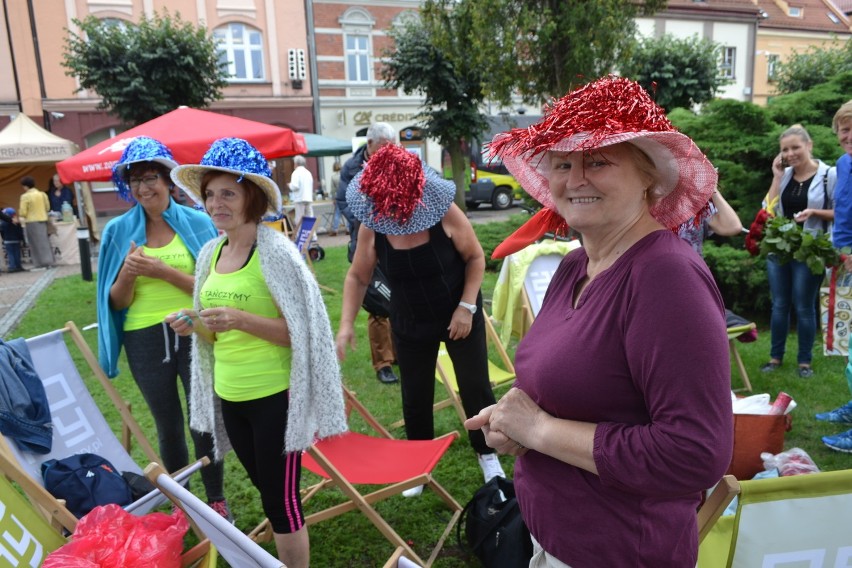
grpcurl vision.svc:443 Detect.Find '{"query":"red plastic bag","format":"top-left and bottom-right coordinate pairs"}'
top-left (43, 504), bottom-right (189, 568)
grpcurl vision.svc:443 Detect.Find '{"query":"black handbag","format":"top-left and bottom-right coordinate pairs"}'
top-left (361, 265), bottom-right (392, 317)
top-left (458, 476), bottom-right (533, 568)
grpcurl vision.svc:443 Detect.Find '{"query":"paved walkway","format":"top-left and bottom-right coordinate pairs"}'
top-left (0, 255), bottom-right (99, 338)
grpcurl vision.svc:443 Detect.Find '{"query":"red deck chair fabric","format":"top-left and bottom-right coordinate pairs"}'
top-left (302, 432), bottom-right (455, 484)
top-left (250, 388), bottom-right (461, 567)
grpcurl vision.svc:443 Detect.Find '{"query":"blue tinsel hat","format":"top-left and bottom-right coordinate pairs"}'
top-left (170, 138), bottom-right (281, 214)
top-left (111, 137), bottom-right (179, 202)
top-left (3, 208), bottom-right (14, 216)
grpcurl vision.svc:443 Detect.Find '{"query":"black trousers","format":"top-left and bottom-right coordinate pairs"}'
top-left (392, 312), bottom-right (496, 454)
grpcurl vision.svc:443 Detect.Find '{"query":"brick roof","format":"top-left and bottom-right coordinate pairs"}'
top-left (755, 0), bottom-right (852, 33)
top-left (662, 0), bottom-right (763, 18)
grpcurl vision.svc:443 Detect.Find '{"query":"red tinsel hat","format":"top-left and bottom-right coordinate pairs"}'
top-left (346, 144), bottom-right (455, 235)
top-left (490, 75), bottom-right (717, 259)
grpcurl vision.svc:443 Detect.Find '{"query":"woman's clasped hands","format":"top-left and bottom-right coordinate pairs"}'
top-left (465, 387), bottom-right (540, 456)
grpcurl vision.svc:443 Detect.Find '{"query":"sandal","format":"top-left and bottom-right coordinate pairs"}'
top-left (760, 361), bottom-right (781, 373)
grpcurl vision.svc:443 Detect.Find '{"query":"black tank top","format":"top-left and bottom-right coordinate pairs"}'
top-left (374, 222), bottom-right (467, 327)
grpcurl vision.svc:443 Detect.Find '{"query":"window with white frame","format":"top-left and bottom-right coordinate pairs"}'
top-left (340, 7), bottom-right (375, 87)
top-left (345, 34), bottom-right (370, 83)
top-left (719, 46), bottom-right (736, 79)
top-left (214, 23), bottom-right (265, 81)
top-left (767, 54), bottom-right (779, 81)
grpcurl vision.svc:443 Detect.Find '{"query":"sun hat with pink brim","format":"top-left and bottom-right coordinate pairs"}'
top-left (489, 75), bottom-right (717, 259)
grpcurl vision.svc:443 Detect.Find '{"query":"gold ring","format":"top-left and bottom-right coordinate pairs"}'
top-left (515, 441), bottom-right (525, 450)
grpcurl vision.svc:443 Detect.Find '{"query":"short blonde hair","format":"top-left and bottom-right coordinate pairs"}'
top-left (833, 100), bottom-right (852, 133)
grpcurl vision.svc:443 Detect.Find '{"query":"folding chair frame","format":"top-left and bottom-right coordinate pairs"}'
top-left (0, 470), bottom-right (66, 566)
top-left (696, 475), bottom-right (740, 543)
top-left (144, 462), bottom-right (282, 568)
top-left (728, 324), bottom-right (756, 393)
top-left (0, 451), bottom-right (214, 568)
top-left (697, 469), bottom-right (852, 566)
top-left (250, 389), bottom-right (462, 567)
top-left (0, 321), bottom-right (204, 532)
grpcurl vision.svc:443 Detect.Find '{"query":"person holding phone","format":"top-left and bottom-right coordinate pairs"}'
top-left (760, 124), bottom-right (835, 378)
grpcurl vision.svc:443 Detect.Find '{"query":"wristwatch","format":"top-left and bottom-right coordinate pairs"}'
top-left (458, 301), bottom-right (477, 315)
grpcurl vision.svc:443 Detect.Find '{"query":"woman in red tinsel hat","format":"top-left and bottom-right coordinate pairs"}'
top-left (466, 76), bottom-right (733, 567)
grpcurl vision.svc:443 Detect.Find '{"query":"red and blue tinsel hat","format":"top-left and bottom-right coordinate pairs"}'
top-left (346, 144), bottom-right (455, 236)
top-left (170, 138), bottom-right (281, 214)
top-left (490, 75), bottom-right (717, 259)
top-left (111, 137), bottom-right (179, 202)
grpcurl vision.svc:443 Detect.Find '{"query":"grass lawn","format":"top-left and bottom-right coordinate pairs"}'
top-left (9, 223), bottom-right (852, 567)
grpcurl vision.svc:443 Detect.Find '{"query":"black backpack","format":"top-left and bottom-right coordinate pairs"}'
top-left (41, 453), bottom-right (133, 518)
top-left (458, 476), bottom-right (533, 568)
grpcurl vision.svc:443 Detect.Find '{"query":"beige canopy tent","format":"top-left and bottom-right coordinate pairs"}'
top-left (0, 114), bottom-right (98, 240)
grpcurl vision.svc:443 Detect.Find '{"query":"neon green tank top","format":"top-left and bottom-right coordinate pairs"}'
top-left (124, 234), bottom-right (194, 331)
top-left (201, 240), bottom-right (291, 402)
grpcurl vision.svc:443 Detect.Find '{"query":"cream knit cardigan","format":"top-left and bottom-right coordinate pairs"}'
top-left (189, 223), bottom-right (347, 458)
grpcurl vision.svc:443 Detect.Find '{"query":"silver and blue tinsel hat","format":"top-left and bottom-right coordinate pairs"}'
top-left (111, 137), bottom-right (179, 202)
top-left (346, 144), bottom-right (455, 236)
top-left (170, 138), bottom-right (282, 214)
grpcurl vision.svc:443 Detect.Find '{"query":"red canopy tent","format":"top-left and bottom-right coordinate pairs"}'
top-left (56, 107), bottom-right (307, 184)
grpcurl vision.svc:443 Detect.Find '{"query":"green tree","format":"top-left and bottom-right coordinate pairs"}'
top-left (438, 0), bottom-right (665, 105)
top-left (619, 34), bottom-right (728, 111)
top-left (774, 39), bottom-right (852, 95)
top-left (765, 71), bottom-right (852, 138)
top-left (62, 11), bottom-right (228, 125)
top-left (382, 12), bottom-right (488, 208)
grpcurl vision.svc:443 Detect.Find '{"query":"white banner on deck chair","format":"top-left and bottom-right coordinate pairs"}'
top-left (730, 492), bottom-right (852, 567)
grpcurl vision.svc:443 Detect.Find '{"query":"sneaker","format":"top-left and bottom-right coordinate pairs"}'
top-left (402, 485), bottom-right (423, 498)
top-left (815, 401), bottom-right (852, 424)
top-left (760, 361), bottom-right (781, 373)
top-left (822, 428), bottom-right (852, 453)
top-left (478, 453), bottom-right (506, 483)
top-left (208, 499), bottom-right (234, 524)
top-left (797, 366), bottom-right (814, 379)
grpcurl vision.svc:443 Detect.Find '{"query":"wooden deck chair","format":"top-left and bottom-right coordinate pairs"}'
top-left (262, 215), bottom-right (294, 239)
top-left (696, 475), bottom-right (740, 544)
top-left (144, 462), bottom-right (283, 568)
top-left (250, 388), bottom-right (462, 567)
top-left (0, 321), bottom-right (205, 531)
top-left (697, 469), bottom-right (852, 568)
top-left (0, 451), bottom-right (215, 568)
top-left (518, 249), bottom-right (570, 338)
top-left (491, 239), bottom-right (580, 346)
top-left (726, 314), bottom-right (757, 393)
top-left (0, 464), bottom-right (66, 565)
top-left (382, 546), bottom-right (423, 568)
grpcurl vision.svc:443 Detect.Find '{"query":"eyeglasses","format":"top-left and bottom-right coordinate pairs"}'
top-left (129, 174), bottom-right (162, 188)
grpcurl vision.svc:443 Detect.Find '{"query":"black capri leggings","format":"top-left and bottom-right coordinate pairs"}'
top-left (220, 390), bottom-right (304, 534)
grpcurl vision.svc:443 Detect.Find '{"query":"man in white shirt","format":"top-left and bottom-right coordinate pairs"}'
top-left (288, 155), bottom-right (314, 226)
